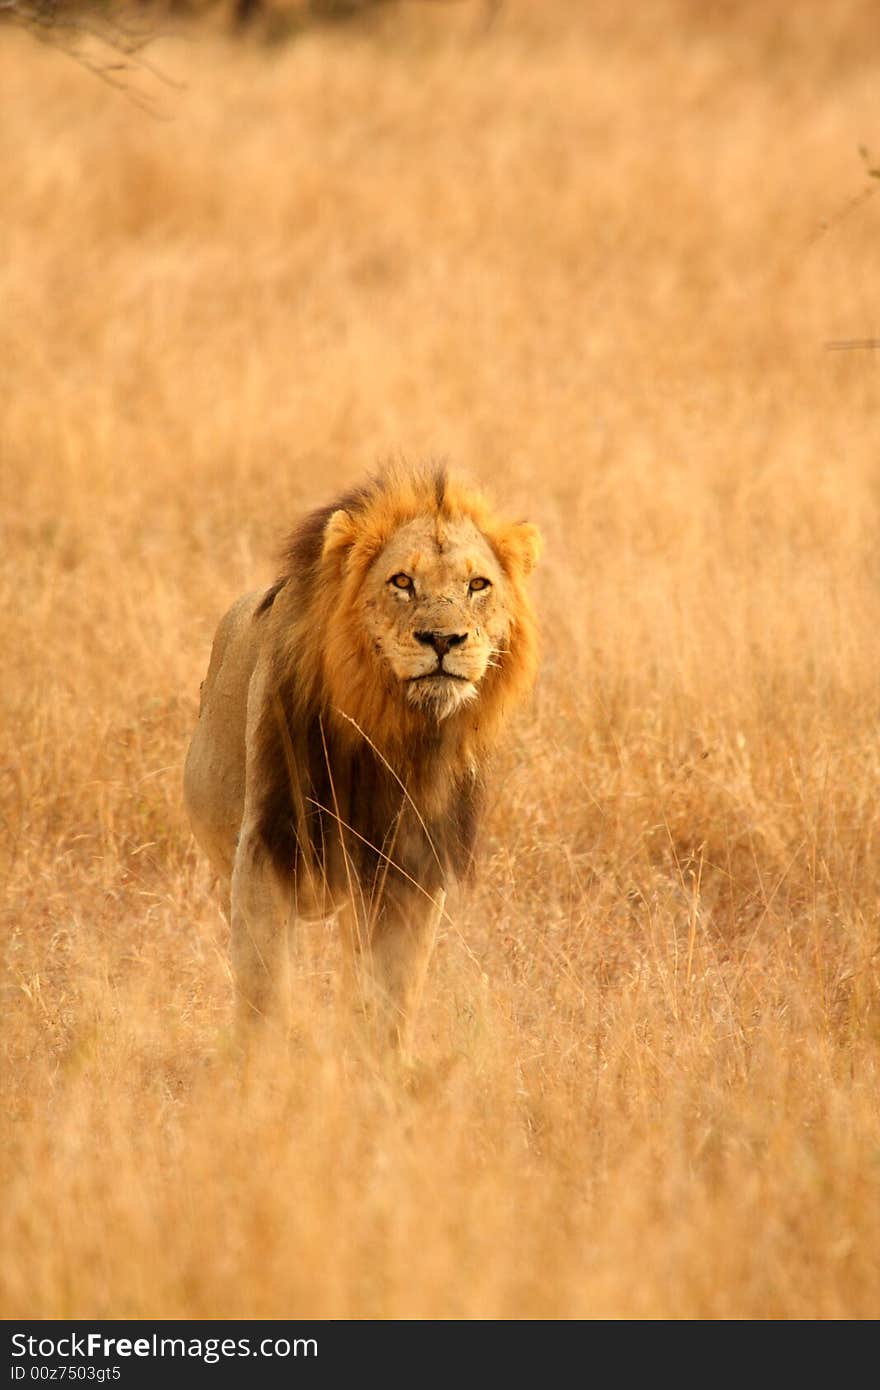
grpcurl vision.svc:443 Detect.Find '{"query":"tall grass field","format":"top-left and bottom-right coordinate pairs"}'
top-left (2, 0), bottom-right (880, 1318)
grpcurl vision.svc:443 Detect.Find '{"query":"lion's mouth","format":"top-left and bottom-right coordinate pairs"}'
top-left (410, 669), bottom-right (470, 683)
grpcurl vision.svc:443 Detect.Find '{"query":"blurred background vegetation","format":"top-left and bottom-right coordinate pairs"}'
top-left (3, 0), bottom-right (500, 42)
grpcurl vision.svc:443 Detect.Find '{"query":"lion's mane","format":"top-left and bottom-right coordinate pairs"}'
top-left (252, 462), bottom-right (540, 902)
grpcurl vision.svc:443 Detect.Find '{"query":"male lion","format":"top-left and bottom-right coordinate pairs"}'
top-left (184, 462), bottom-right (541, 1051)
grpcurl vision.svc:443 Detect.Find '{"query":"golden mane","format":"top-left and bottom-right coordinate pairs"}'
top-left (266, 460), bottom-right (540, 761)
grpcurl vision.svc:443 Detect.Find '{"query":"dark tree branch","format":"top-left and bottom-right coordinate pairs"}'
top-left (2, 0), bottom-right (182, 114)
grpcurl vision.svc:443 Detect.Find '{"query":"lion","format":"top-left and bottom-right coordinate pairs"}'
top-left (183, 461), bottom-right (541, 1052)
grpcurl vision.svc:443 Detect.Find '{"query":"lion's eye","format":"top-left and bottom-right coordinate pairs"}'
top-left (468, 577), bottom-right (491, 593)
top-left (389, 573), bottom-right (413, 592)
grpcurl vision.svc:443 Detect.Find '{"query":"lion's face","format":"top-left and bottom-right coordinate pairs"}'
top-left (360, 515), bottom-right (513, 720)
top-left (314, 468), bottom-right (540, 751)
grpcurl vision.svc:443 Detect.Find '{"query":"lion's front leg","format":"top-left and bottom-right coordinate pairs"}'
top-left (360, 885), bottom-right (446, 1055)
top-left (230, 827), bottom-right (291, 1037)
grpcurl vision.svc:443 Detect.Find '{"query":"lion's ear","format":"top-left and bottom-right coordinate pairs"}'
top-left (322, 509), bottom-right (358, 559)
top-left (495, 521), bottom-right (542, 577)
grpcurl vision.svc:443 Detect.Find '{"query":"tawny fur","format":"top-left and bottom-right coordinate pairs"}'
top-left (183, 462), bottom-right (541, 1051)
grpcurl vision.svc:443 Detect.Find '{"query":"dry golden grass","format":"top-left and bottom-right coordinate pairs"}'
top-left (3, 0), bottom-right (880, 1319)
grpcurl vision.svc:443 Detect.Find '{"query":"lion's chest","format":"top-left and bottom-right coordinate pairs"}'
top-left (257, 711), bottom-right (481, 897)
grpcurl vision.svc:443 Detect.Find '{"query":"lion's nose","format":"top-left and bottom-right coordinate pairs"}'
top-left (415, 631), bottom-right (468, 658)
